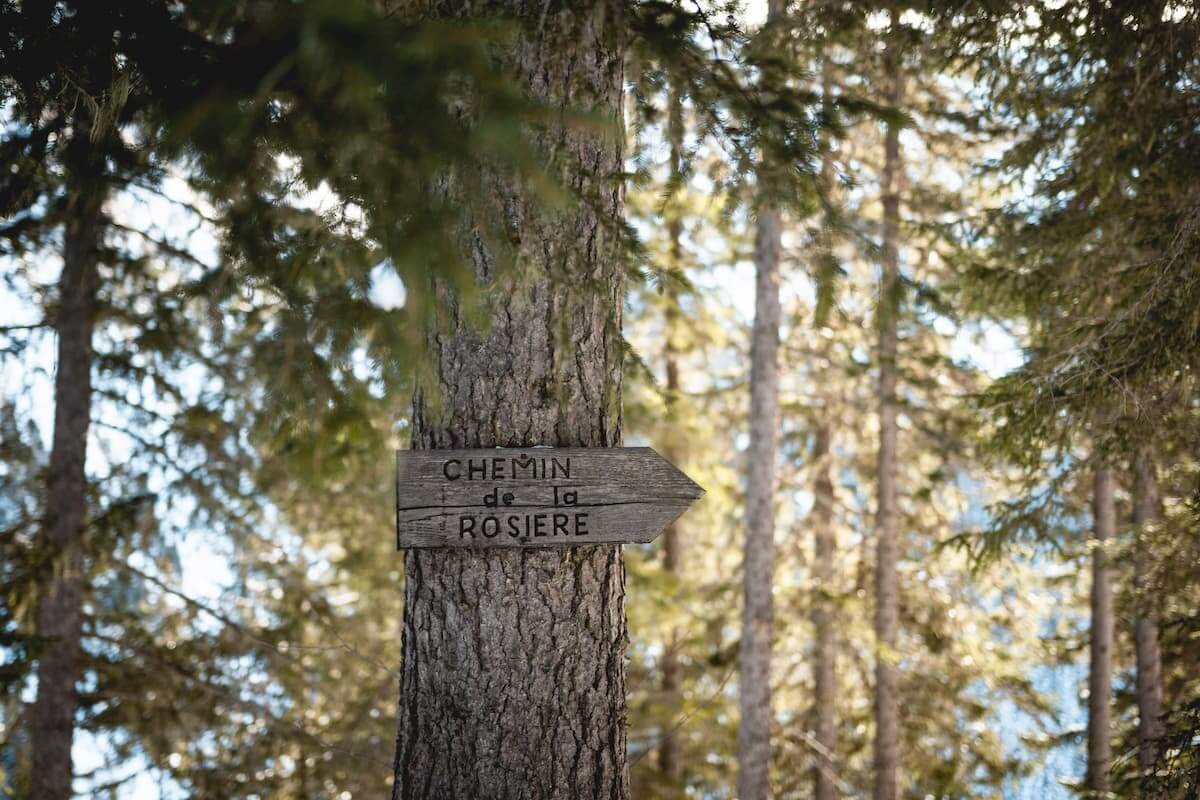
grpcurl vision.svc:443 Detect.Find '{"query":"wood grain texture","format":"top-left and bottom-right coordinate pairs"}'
top-left (396, 447), bottom-right (704, 548)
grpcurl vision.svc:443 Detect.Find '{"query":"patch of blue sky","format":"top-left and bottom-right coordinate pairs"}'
top-left (1000, 662), bottom-right (1088, 799)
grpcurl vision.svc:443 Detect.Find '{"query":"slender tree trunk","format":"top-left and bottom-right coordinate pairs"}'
top-left (737, 202), bottom-right (782, 800)
top-left (811, 56), bottom-right (840, 800)
top-left (736, 2), bottom-right (786, 781)
top-left (1087, 465), bottom-right (1116, 796)
top-left (811, 423), bottom-right (838, 800)
top-left (737, 2), bottom-right (786, 794)
top-left (657, 297), bottom-right (684, 784)
top-left (30, 131), bottom-right (105, 800)
top-left (1133, 448), bottom-right (1164, 775)
top-left (737, 213), bottom-right (782, 798)
top-left (657, 79), bottom-right (685, 787)
top-left (873, 26), bottom-right (904, 800)
top-left (391, 3), bottom-right (629, 799)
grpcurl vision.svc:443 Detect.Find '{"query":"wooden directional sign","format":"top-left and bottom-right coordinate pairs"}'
top-left (396, 447), bottom-right (704, 549)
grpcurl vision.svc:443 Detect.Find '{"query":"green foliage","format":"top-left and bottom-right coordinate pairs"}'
top-left (945, 3), bottom-right (1200, 795)
top-left (620, 8), bottom-right (1063, 793)
top-left (961, 1), bottom-right (1200, 456)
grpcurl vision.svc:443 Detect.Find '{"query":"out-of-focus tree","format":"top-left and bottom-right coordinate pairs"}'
top-left (621, 5), bottom-right (1059, 798)
top-left (951, 1), bottom-right (1200, 795)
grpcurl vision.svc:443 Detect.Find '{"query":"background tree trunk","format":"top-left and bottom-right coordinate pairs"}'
top-left (737, 201), bottom-right (782, 800)
top-left (658, 78), bottom-right (686, 787)
top-left (811, 423), bottom-right (838, 800)
top-left (657, 299), bottom-right (684, 784)
top-left (30, 130), bottom-right (105, 800)
top-left (873, 24), bottom-right (904, 800)
top-left (1133, 448), bottom-right (1164, 775)
top-left (811, 55), bottom-right (840, 800)
top-left (737, 2), bottom-right (786, 794)
top-left (1086, 465), bottom-right (1115, 796)
top-left (391, 3), bottom-right (629, 798)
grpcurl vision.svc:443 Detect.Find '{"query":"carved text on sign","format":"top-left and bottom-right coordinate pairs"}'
top-left (395, 448), bottom-right (704, 549)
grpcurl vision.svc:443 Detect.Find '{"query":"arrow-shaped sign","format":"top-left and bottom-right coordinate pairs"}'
top-left (396, 447), bottom-right (705, 549)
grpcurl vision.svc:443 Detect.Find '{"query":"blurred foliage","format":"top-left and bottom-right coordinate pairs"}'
top-left (944, 1), bottom-right (1200, 796)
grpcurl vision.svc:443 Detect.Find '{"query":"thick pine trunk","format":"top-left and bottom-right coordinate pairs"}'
top-left (1133, 448), bottom-right (1164, 775)
top-left (1087, 465), bottom-right (1115, 796)
top-left (811, 423), bottom-right (838, 800)
top-left (873, 29), bottom-right (904, 800)
top-left (30, 134), bottom-right (105, 800)
top-left (657, 80), bottom-right (685, 786)
top-left (391, 3), bottom-right (629, 799)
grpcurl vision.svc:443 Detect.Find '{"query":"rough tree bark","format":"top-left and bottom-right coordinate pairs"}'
top-left (657, 78), bottom-right (686, 786)
top-left (1133, 447), bottom-right (1164, 775)
top-left (1086, 465), bottom-right (1116, 796)
top-left (30, 124), bottom-right (106, 800)
top-left (391, 3), bottom-right (629, 799)
top-left (811, 423), bottom-right (838, 800)
top-left (873, 24), bottom-right (904, 800)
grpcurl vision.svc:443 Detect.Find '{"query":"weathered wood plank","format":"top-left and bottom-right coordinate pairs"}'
top-left (396, 447), bottom-right (704, 548)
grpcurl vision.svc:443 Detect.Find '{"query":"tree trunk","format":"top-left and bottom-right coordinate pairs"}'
top-left (811, 423), bottom-right (838, 800)
top-left (30, 126), bottom-right (105, 800)
top-left (657, 78), bottom-right (686, 787)
top-left (737, 201), bottom-right (782, 800)
top-left (737, 5), bottom-right (786, 796)
top-left (657, 305), bottom-right (684, 785)
top-left (391, 3), bottom-right (629, 799)
top-left (1087, 465), bottom-right (1115, 796)
top-left (811, 56), bottom-right (840, 800)
top-left (1133, 448), bottom-right (1164, 775)
top-left (873, 25), bottom-right (904, 800)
